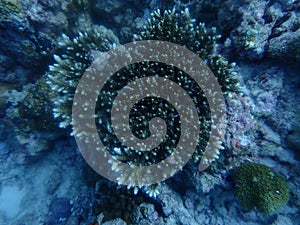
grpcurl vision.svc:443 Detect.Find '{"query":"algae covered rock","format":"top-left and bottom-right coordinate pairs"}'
top-left (234, 162), bottom-right (289, 214)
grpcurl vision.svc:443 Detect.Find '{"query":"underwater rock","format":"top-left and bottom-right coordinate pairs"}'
top-left (272, 214), bottom-right (294, 225)
top-left (230, 1), bottom-right (271, 60)
top-left (0, 55), bottom-right (14, 74)
top-left (0, 0), bottom-right (37, 68)
top-left (286, 120), bottom-right (300, 159)
top-left (222, 0), bottom-right (300, 62)
top-left (90, 0), bottom-right (145, 41)
top-left (157, 185), bottom-right (198, 224)
top-left (45, 197), bottom-right (73, 225)
top-left (0, 0), bottom-right (95, 84)
top-left (44, 167), bottom-right (62, 195)
top-left (0, 142), bottom-right (9, 156)
top-left (132, 203), bottom-right (162, 225)
top-left (102, 218), bottom-right (127, 225)
top-left (0, 0), bottom-right (46, 83)
top-left (267, 29), bottom-right (300, 63)
top-left (92, 0), bottom-right (124, 13)
top-left (245, 66), bottom-right (283, 116)
top-left (12, 130), bottom-right (58, 164)
top-left (266, 0), bottom-right (300, 64)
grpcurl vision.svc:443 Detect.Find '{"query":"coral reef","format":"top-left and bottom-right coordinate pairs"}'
top-left (90, 0), bottom-right (146, 42)
top-left (286, 121), bottom-right (300, 159)
top-left (19, 25), bottom-right (119, 131)
top-left (234, 162), bottom-right (289, 214)
top-left (19, 7), bottom-right (239, 191)
top-left (229, 1), bottom-right (272, 60)
top-left (172, 0), bottom-right (300, 63)
top-left (225, 0), bottom-right (300, 62)
top-left (95, 8), bottom-right (239, 186)
top-left (92, 179), bottom-right (146, 223)
top-left (0, 0), bottom-right (105, 86)
top-left (1, 1), bottom-right (300, 225)
top-left (0, 0), bottom-right (41, 83)
top-left (45, 197), bottom-right (73, 225)
top-left (132, 203), bottom-right (163, 224)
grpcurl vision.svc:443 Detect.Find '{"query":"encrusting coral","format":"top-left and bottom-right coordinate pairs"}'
top-left (19, 8), bottom-right (239, 194)
top-left (234, 162), bottom-right (289, 214)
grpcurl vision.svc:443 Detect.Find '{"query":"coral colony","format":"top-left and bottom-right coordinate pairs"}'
top-left (19, 7), bottom-right (289, 213)
top-left (20, 8), bottom-right (239, 196)
top-left (234, 163), bottom-right (289, 214)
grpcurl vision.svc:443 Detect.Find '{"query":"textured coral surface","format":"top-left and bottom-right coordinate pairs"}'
top-left (234, 162), bottom-right (289, 214)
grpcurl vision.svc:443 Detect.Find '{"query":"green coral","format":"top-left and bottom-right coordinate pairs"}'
top-left (19, 7), bottom-right (239, 190)
top-left (94, 8), bottom-right (239, 172)
top-left (234, 162), bottom-right (289, 214)
top-left (134, 8), bottom-right (238, 94)
top-left (45, 25), bottom-right (119, 129)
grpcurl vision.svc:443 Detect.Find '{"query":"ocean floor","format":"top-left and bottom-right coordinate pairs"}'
top-left (0, 0), bottom-right (299, 225)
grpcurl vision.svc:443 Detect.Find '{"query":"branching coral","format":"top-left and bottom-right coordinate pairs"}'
top-left (19, 25), bottom-right (119, 130)
top-left (134, 8), bottom-right (238, 95)
top-left (19, 7), bottom-right (239, 192)
top-left (97, 8), bottom-right (239, 170)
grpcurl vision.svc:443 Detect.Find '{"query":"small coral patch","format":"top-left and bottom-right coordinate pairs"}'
top-left (234, 162), bottom-right (289, 214)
